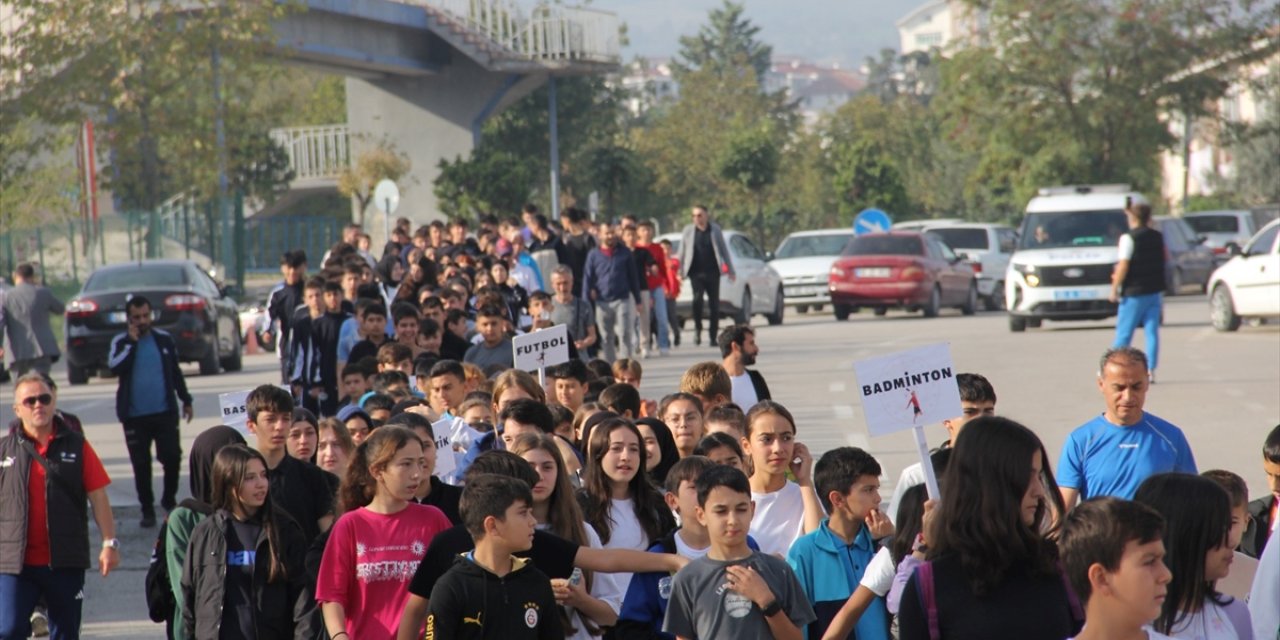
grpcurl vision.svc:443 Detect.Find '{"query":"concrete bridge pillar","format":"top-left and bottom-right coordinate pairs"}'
top-left (346, 54), bottom-right (545, 227)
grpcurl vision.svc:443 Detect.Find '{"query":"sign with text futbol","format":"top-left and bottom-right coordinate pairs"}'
top-left (513, 324), bottom-right (570, 372)
top-left (853, 343), bottom-right (962, 437)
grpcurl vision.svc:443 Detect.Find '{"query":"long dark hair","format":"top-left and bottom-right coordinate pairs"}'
top-left (337, 425), bottom-right (421, 515)
top-left (928, 417), bottom-right (1064, 595)
top-left (637, 417), bottom-right (679, 484)
top-left (578, 417), bottom-right (675, 545)
top-left (210, 445), bottom-right (287, 583)
top-left (1133, 473), bottom-right (1233, 634)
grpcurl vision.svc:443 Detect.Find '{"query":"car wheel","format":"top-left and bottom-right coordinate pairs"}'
top-left (1167, 268), bottom-right (1183, 296)
top-left (67, 364), bottom-right (90, 385)
top-left (874, 307), bottom-right (887, 316)
top-left (985, 281), bottom-right (1006, 311)
top-left (222, 328), bottom-right (244, 372)
top-left (833, 303), bottom-right (852, 321)
top-left (961, 281), bottom-right (978, 316)
top-left (199, 340), bottom-right (221, 376)
top-left (922, 286), bottom-right (941, 318)
top-left (1009, 315), bottom-right (1026, 332)
top-left (734, 289), bottom-right (752, 324)
top-left (1210, 285), bottom-right (1241, 332)
top-left (765, 287), bottom-right (784, 326)
top-left (796, 304), bottom-right (809, 314)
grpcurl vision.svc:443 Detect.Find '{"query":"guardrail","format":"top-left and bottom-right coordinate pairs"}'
top-left (427, 0), bottom-right (619, 63)
top-left (269, 124), bottom-right (349, 180)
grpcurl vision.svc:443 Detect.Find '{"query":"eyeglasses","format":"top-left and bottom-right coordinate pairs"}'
top-left (21, 394), bottom-right (53, 408)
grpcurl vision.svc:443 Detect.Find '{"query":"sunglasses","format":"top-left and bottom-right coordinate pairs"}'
top-left (21, 394), bottom-right (53, 408)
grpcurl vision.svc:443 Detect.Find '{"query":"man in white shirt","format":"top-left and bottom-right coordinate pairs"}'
top-left (718, 324), bottom-right (770, 411)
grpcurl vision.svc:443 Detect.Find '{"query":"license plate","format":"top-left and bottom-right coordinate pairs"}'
top-left (856, 268), bottom-right (890, 278)
top-left (791, 285), bottom-right (821, 296)
top-left (107, 311), bottom-right (126, 324)
top-left (1052, 289), bottom-right (1098, 301)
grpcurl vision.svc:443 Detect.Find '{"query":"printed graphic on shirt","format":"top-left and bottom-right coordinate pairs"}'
top-left (524, 603), bottom-right (539, 628)
top-left (353, 540), bottom-right (426, 583)
top-left (659, 576), bottom-right (673, 600)
top-left (464, 612), bottom-right (483, 626)
top-left (227, 550), bottom-right (257, 567)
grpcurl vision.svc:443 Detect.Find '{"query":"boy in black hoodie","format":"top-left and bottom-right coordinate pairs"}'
top-left (425, 474), bottom-right (561, 640)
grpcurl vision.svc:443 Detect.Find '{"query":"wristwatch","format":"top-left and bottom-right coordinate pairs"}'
top-left (760, 599), bottom-right (783, 618)
top-left (102, 538), bottom-right (120, 550)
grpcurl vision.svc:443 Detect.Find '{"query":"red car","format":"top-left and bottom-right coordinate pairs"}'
top-left (828, 231), bottom-right (979, 320)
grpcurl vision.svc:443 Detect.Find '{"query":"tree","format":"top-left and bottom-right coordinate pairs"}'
top-left (673, 0), bottom-right (773, 81)
top-left (338, 143), bottom-right (412, 224)
top-left (936, 0), bottom-right (1274, 214)
top-left (1212, 63), bottom-right (1280, 205)
top-left (718, 125), bottom-right (780, 242)
top-left (0, 1), bottom-right (294, 211)
top-left (830, 138), bottom-right (911, 221)
top-left (0, 120), bottom-right (80, 232)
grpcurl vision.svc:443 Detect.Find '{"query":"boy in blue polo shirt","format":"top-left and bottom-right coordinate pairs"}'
top-left (786, 447), bottom-right (890, 640)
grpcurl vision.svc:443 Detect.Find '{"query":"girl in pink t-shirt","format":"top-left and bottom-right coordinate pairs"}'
top-left (317, 425), bottom-right (451, 639)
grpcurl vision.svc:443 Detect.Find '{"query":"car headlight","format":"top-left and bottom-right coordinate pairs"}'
top-left (1012, 263), bottom-right (1040, 287)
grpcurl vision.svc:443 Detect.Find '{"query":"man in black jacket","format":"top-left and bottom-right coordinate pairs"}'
top-left (108, 295), bottom-right (194, 527)
top-left (268, 250), bottom-right (308, 384)
top-left (718, 324), bottom-right (770, 411)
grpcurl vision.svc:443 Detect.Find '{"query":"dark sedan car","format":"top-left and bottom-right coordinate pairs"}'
top-left (828, 232), bottom-right (978, 320)
top-left (64, 260), bottom-right (243, 384)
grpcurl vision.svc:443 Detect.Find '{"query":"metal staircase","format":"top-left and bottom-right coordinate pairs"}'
top-left (417, 0), bottom-right (620, 71)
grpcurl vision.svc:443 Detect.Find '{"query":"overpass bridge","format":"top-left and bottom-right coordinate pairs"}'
top-left (273, 0), bottom-right (620, 224)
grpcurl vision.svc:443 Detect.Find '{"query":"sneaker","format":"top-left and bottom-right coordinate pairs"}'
top-left (30, 609), bottom-right (48, 637)
top-left (140, 513), bottom-right (157, 528)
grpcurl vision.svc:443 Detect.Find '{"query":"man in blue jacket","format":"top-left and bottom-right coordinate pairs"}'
top-left (108, 295), bottom-right (194, 528)
top-left (582, 220), bottom-right (641, 362)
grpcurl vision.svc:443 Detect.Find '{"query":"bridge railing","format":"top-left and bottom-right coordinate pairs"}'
top-left (269, 125), bottom-right (350, 180)
top-left (429, 0), bottom-right (619, 63)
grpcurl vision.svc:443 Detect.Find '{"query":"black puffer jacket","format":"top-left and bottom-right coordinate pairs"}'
top-left (181, 507), bottom-right (315, 640)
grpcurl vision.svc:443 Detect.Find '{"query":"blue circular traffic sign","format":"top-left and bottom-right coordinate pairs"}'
top-left (854, 209), bottom-right (892, 236)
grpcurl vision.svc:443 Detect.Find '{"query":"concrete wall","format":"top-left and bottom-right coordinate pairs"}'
top-left (346, 54), bottom-right (545, 232)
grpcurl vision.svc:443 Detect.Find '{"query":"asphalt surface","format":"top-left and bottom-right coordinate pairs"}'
top-left (5, 292), bottom-right (1275, 638)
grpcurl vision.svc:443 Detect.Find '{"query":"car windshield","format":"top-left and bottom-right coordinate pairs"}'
top-left (775, 233), bottom-right (853, 259)
top-left (842, 235), bottom-right (924, 256)
top-left (1185, 215), bottom-right (1240, 234)
top-left (927, 228), bottom-right (989, 251)
top-left (84, 267), bottom-right (188, 292)
top-left (1017, 210), bottom-right (1127, 250)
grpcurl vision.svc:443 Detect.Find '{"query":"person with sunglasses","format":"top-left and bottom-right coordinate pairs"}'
top-left (0, 373), bottom-right (120, 639)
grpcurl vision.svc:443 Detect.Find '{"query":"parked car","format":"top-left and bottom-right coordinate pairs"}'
top-left (1184, 209), bottom-right (1279, 263)
top-left (769, 229), bottom-right (855, 313)
top-left (828, 231), bottom-right (978, 320)
top-left (657, 230), bottom-right (785, 327)
top-left (1207, 219), bottom-right (1280, 331)
top-left (1153, 216), bottom-right (1215, 295)
top-left (921, 222), bottom-right (1017, 310)
top-left (64, 260), bottom-right (243, 384)
top-left (892, 218), bottom-right (963, 231)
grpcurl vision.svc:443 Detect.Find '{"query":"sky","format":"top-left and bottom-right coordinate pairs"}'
top-left (594, 0), bottom-right (922, 68)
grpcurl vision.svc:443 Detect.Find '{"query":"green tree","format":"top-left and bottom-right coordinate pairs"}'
top-left (718, 125), bottom-right (780, 242)
top-left (338, 142), bottom-right (412, 224)
top-left (673, 0), bottom-right (772, 81)
top-left (1212, 63), bottom-right (1280, 205)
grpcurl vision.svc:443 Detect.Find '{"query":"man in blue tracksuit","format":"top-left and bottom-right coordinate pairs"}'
top-left (581, 220), bottom-right (641, 363)
top-left (108, 295), bottom-right (194, 528)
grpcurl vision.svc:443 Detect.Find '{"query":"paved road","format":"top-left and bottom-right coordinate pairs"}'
top-left (8, 293), bottom-right (1275, 637)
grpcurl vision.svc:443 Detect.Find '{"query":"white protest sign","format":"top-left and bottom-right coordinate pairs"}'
top-left (853, 343), bottom-right (962, 437)
top-left (512, 324), bottom-right (570, 372)
top-left (853, 343), bottom-right (962, 501)
top-left (431, 416), bottom-right (458, 480)
top-left (218, 390), bottom-right (251, 437)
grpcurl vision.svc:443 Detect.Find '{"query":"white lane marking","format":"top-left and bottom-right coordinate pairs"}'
top-left (829, 381), bottom-right (845, 393)
top-left (846, 433), bottom-right (869, 449)
top-left (833, 405), bottom-right (855, 420)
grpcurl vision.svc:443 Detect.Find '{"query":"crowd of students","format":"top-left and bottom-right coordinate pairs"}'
top-left (147, 211), bottom-right (1279, 640)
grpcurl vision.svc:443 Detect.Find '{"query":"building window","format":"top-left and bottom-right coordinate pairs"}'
top-left (916, 32), bottom-right (943, 47)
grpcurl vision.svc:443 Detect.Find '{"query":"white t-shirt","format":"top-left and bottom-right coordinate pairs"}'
top-left (1168, 598), bottom-right (1244, 640)
top-left (750, 481), bottom-right (807, 557)
top-left (859, 546), bottom-right (895, 596)
top-left (889, 462), bottom-right (928, 523)
top-left (597, 498), bottom-right (650, 600)
top-left (673, 531), bottom-right (711, 561)
top-left (1118, 233), bottom-right (1136, 260)
top-left (729, 372), bottom-right (759, 410)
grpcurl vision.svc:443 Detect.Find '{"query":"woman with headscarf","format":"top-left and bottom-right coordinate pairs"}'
top-left (375, 253), bottom-right (405, 309)
top-left (165, 425), bottom-right (246, 640)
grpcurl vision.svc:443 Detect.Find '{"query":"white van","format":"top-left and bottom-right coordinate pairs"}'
top-left (1005, 185), bottom-right (1147, 332)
